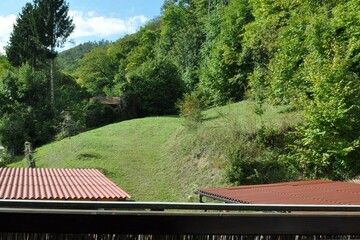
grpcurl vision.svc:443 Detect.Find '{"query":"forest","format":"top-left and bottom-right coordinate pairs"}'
top-left (1, 0), bottom-right (360, 182)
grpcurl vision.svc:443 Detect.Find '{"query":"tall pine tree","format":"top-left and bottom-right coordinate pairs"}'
top-left (5, 3), bottom-right (45, 69)
top-left (6, 0), bottom-right (74, 107)
top-left (33, 0), bottom-right (74, 107)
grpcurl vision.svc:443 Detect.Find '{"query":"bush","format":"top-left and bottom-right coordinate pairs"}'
top-left (0, 113), bottom-right (28, 154)
top-left (226, 125), bottom-right (298, 185)
top-left (226, 148), bottom-right (292, 185)
top-left (0, 147), bottom-right (11, 167)
top-left (177, 92), bottom-right (204, 129)
top-left (56, 112), bottom-right (84, 140)
top-left (287, 44), bottom-right (360, 180)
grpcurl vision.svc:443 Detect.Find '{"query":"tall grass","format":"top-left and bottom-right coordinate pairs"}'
top-left (170, 101), bottom-right (303, 187)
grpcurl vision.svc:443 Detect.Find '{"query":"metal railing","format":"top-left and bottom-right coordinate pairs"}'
top-left (2, 199), bottom-right (360, 212)
top-left (0, 200), bottom-right (359, 238)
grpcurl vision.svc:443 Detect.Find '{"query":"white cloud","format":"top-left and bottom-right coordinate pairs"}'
top-left (69, 10), bottom-right (148, 39)
top-left (0, 14), bottom-right (16, 54)
top-left (0, 11), bottom-right (148, 54)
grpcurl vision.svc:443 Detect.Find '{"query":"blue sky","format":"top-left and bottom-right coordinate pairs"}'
top-left (0, 0), bottom-right (165, 53)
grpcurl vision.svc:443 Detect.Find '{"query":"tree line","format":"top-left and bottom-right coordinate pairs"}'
top-left (1, 0), bottom-right (360, 180)
top-left (0, 0), bottom-right (78, 153)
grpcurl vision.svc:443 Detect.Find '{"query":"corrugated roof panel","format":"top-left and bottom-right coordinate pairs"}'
top-left (54, 169), bottom-right (71, 199)
top-left (72, 172), bottom-right (98, 199)
top-left (0, 168), bottom-right (130, 201)
top-left (199, 180), bottom-right (360, 205)
top-left (51, 172), bottom-right (63, 199)
top-left (79, 169), bottom-right (116, 199)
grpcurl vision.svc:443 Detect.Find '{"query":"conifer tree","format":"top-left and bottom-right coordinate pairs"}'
top-left (5, 3), bottom-right (44, 69)
top-left (33, 0), bottom-right (74, 107)
top-left (6, 0), bottom-right (74, 107)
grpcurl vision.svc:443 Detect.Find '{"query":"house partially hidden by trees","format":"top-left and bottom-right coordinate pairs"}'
top-left (92, 96), bottom-right (121, 106)
top-left (0, 168), bottom-right (130, 201)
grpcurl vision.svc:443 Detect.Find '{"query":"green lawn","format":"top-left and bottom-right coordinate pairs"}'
top-left (9, 100), bottom-right (302, 202)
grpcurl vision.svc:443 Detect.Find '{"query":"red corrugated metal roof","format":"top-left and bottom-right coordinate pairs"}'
top-left (0, 168), bottom-right (131, 200)
top-left (199, 180), bottom-right (360, 205)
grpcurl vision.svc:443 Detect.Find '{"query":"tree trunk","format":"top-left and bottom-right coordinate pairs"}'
top-left (50, 57), bottom-right (55, 107)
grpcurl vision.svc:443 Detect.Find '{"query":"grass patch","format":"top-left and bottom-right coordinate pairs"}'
top-left (8, 100), bottom-right (303, 201)
top-left (76, 151), bottom-right (101, 161)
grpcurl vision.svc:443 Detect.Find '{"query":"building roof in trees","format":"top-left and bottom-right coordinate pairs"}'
top-left (92, 96), bottom-right (121, 105)
top-left (199, 180), bottom-right (360, 205)
top-left (0, 168), bottom-right (130, 201)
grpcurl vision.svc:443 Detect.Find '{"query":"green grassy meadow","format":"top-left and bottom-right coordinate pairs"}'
top-left (9, 100), bottom-right (302, 201)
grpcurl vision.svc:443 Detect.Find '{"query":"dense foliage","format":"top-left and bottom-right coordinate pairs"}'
top-left (0, 0), bottom-right (79, 153)
top-left (241, 0), bottom-right (360, 180)
top-left (0, 65), bottom-right (55, 152)
top-left (57, 40), bottom-right (111, 74)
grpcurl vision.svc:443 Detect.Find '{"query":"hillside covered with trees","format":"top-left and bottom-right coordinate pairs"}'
top-left (1, 0), bottom-right (360, 183)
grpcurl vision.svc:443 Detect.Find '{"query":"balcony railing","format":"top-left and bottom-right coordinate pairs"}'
top-left (0, 200), bottom-right (359, 239)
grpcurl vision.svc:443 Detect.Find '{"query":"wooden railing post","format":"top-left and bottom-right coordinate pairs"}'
top-left (24, 142), bottom-right (35, 168)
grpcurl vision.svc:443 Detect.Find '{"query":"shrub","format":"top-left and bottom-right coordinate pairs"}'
top-left (225, 127), bottom-right (296, 185)
top-left (287, 43), bottom-right (360, 180)
top-left (0, 113), bottom-right (28, 154)
top-left (226, 149), bottom-right (291, 185)
top-left (56, 112), bottom-right (84, 140)
top-left (177, 92), bottom-right (204, 129)
top-left (0, 147), bottom-right (11, 167)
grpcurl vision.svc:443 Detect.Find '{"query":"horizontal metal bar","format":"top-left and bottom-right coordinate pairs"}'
top-left (1, 199), bottom-right (360, 212)
top-left (0, 210), bottom-right (360, 235)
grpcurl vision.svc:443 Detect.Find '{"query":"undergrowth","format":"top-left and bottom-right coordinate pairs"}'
top-left (173, 101), bottom-right (303, 186)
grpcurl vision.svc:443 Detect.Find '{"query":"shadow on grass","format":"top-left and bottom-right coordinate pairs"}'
top-left (6, 155), bottom-right (27, 167)
top-left (11, 155), bottom-right (24, 164)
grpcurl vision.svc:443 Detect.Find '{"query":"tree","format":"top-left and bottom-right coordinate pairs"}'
top-left (198, 0), bottom-right (252, 105)
top-left (124, 59), bottom-right (184, 117)
top-left (125, 23), bottom-right (160, 75)
top-left (285, 0), bottom-right (360, 180)
top-left (5, 3), bottom-right (45, 69)
top-left (5, 0), bottom-right (74, 107)
top-left (290, 46), bottom-right (360, 180)
top-left (32, 0), bottom-right (74, 107)
top-left (0, 56), bottom-right (12, 82)
top-left (57, 40), bottom-right (111, 74)
top-left (158, 1), bottom-right (206, 92)
top-left (74, 46), bottom-right (118, 96)
top-left (0, 64), bottom-right (55, 153)
top-left (109, 33), bottom-right (140, 96)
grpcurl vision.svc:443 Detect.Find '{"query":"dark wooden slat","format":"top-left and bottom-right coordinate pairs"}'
top-left (0, 211), bottom-right (360, 235)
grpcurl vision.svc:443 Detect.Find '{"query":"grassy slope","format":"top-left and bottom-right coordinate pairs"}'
top-left (10, 101), bottom-right (301, 201)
